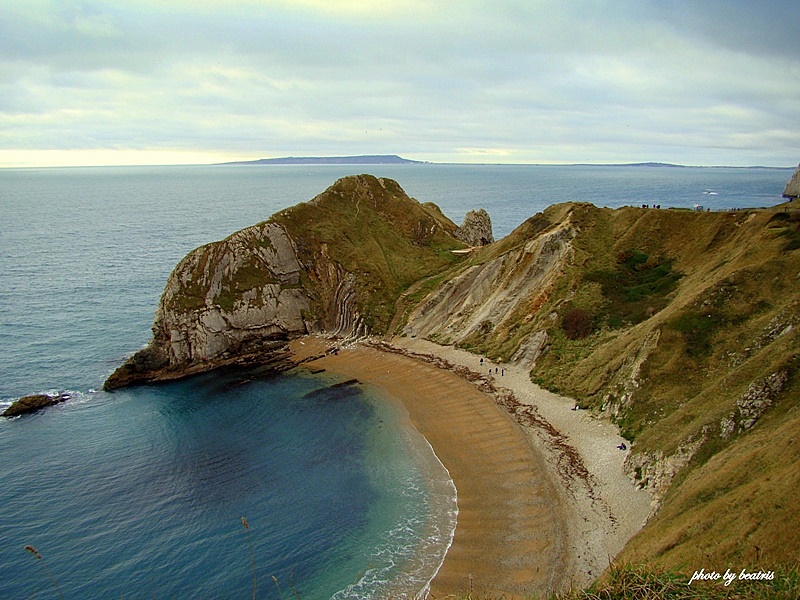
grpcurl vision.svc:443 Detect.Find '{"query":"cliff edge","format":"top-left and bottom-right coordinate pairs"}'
top-left (783, 163), bottom-right (800, 199)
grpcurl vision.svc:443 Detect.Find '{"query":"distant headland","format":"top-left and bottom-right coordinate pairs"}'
top-left (218, 156), bottom-right (789, 169)
top-left (220, 154), bottom-right (425, 166)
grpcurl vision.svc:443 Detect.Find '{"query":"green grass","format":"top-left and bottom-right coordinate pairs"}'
top-left (425, 205), bottom-right (800, 579)
top-left (585, 249), bottom-right (682, 329)
top-left (273, 174), bottom-right (466, 333)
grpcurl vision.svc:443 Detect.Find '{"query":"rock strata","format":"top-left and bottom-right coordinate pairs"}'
top-left (104, 221), bottom-right (311, 390)
top-left (406, 216), bottom-right (572, 345)
top-left (105, 175), bottom-right (467, 390)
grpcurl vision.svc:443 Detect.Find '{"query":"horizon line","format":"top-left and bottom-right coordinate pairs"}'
top-left (0, 159), bottom-right (795, 170)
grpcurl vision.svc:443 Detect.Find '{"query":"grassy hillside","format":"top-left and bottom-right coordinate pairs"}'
top-left (404, 201), bottom-right (800, 575)
top-left (273, 174), bottom-right (466, 332)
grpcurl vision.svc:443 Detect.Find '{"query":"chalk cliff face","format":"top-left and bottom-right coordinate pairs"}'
top-left (104, 222), bottom-right (310, 388)
top-left (161, 221), bottom-right (309, 359)
top-left (105, 175), bottom-right (467, 389)
top-left (406, 208), bottom-right (571, 355)
top-left (783, 163), bottom-right (800, 199)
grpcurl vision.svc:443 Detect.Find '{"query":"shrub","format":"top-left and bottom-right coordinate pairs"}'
top-left (585, 249), bottom-right (682, 328)
top-left (562, 307), bottom-right (594, 340)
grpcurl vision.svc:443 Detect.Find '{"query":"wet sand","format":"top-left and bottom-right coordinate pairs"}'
top-left (289, 335), bottom-right (653, 598)
top-left (290, 337), bottom-right (568, 599)
top-left (389, 337), bottom-right (654, 589)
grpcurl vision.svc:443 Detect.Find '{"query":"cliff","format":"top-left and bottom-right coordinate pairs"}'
top-left (403, 200), bottom-right (800, 573)
top-left (106, 172), bottom-right (800, 576)
top-left (105, 175), bottom-right (467, 389)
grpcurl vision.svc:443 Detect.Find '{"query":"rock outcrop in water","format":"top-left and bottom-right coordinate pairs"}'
top-left (2, 393), bottom-right (69, 417)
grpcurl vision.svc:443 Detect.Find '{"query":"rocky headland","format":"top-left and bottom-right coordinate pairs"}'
top-left (104, 175), bottom-right (469, 388)
top-left (103, 173), bottom-right (800, 592)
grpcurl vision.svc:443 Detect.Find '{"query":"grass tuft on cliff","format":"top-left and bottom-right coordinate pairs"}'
top-left (272, 174), bottom-right (466, 332)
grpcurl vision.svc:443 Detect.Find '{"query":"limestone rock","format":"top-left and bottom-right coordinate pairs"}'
top-left (719, 369), bottom-right (790, 438)
top-left (105, 221), bottom-right (311, 389)
top-left (783, 163), bottom-right (800, 199)
top-left (624, 432), bottom-right (706, 504)
top-left (407, 221), bottom-right (573, 348)
top-left (105, 175), bottom-right (468, 389)
top-left (455, 208), bottom-right (494, 246)
top-left (599, 329), bottom-right (661, 420)
top-left (511, 329), bottom-right (550, 367)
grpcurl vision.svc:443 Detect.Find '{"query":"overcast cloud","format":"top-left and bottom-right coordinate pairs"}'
top-left (1, 0), bottom-right (798, 167)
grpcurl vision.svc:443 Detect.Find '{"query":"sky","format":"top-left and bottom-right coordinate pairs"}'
top-left (1, 0), bottom-right (799, 168)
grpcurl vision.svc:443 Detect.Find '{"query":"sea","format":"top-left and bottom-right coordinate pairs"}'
top-left (0, 163), bottom-right (792, 599)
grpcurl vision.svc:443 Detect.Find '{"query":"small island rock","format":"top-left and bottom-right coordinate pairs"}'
top-left (2, 393), bottom-right (67, 417)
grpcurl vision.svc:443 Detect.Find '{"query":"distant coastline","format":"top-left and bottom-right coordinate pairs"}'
top-left (219, 154), bottom-right (425, 166)
top-left (216, 155), bottom-right (790, 169)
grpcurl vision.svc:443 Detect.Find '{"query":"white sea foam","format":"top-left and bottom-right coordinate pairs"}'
top-left (415, 436), bottom-right (458, 600)
top-left (331, 390), bottom-right (458, 600)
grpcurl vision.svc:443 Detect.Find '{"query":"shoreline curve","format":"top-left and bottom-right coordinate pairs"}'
top-left (289, 336), bottom-right (572, 598)
top-left (386, 337), bottom-right (655, 588)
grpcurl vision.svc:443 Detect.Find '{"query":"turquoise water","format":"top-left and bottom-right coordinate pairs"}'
top-left (0, 164), bottom-right (790, 598)
top-left (0, 368), bottom-right (455, 599)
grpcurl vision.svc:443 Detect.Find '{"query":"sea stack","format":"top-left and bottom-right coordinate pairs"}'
top-left (456, 208), bottom-right (494, 246)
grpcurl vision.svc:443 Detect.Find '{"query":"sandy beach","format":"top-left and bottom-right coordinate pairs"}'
top-left (289, 336), bottom-right (653, 598)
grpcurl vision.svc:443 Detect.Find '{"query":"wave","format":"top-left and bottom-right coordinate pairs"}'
top-left (412, 435), bottom-right (458, 600)
top-left (331, 402), bottom-right (459, 600)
